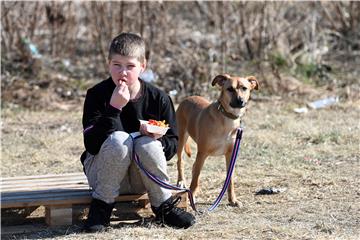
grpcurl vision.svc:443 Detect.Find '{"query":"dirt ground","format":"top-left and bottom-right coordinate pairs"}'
top-left (1, 98), bottom-right (359, 239)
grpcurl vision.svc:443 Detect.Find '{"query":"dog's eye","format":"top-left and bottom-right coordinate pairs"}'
top-left (227, 87), bottom-right (236, 92)
top-left (242, 87), bottom-right (248, 91)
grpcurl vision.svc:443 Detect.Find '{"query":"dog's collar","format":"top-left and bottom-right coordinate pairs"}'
top-left (216, 101), bottom-right (240, 120)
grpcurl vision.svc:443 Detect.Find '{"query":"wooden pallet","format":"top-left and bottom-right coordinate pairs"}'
top-left (1, 172), bottom-right (188, 227)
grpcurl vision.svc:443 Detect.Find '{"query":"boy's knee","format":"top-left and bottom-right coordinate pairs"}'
top-left (134, 136), bottom-right (165, 164)
top-left (135, 137), bottom-right (162, 152)
top-left (101, 131), bottom-right (131, 158)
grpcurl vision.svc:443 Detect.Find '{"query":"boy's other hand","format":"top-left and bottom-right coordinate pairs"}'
top-left (139, 123), bottom-right (163, 140)
top-left (110, 81), bottom-right (130, 110)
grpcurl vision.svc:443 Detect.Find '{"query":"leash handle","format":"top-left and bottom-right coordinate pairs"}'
top-left (133, 152), bottom-right (198, 212)
top-left (130, 135), bottom-right (198, 212)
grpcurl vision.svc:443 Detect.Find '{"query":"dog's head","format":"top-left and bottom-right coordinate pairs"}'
top-left (212, 74), bottom-right (259, 110)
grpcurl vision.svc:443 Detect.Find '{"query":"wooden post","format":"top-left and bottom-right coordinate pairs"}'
top-left (45, 205), bottom-right (73, 226)
top-left (176, 192), bottom-right (188, 211)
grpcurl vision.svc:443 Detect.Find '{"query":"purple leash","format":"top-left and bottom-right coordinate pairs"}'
top-left (132, 148), bottom-right (198, 212)
top-left (131, 127), bottom-right (243, 213)
top-left (208, 128), bottom-right (243, 211)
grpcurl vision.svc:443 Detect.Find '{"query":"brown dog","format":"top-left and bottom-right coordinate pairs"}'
top-left (176, 74), bottom-right (258, 206)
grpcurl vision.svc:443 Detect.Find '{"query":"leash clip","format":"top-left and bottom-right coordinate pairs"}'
top-left (236, 128), bottom-right (243, 139)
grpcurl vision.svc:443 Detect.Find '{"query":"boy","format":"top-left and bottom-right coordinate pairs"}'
top-left (81, 32), bottom-right (195, 232)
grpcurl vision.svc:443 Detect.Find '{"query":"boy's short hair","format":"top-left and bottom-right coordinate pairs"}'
top-left (108, 32), bottom-right (146, 63)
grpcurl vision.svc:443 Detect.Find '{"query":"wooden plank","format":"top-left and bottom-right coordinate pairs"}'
top-left (2, 176), bottom-right (87, 185)
top-left (1, 193), bottom-right (149, 208)
top-left (1, 184), bottom-right (88, 191)
top-left (1, 178), bottom-right (88, 189)
top-left (1, 180), bottom-right (87, 189)
top-left (3, 181), bottom-right (88, 188)
top-left (2, 190), bottom-right (91, 201)
top-left (2, 174), bottom-right (86, 182)
top-left (1, 187), bottom-right (90, 197)
top-left (1, 172), bottom-right (85, 181)
top-left (2, 190), bottom-right (187, 206)
top-left (1, 191), bottom-right (187, 209)
top-left (1, 184), bottom-right (89, 192)
top-left (2, 191), bottom-right (148, 202)
top-left (1, 185), bottom-right (90, 195)
top-left (2, 196), bottom-right (91, 208)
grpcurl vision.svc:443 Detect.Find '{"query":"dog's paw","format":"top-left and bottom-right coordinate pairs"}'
top-left (176, 180), bottom-right (187, 189)
top-left (228, 200), bottom-right (242, 208)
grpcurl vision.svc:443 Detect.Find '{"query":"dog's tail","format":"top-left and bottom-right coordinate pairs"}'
top-left (184, 140), bottom-right (192, 158)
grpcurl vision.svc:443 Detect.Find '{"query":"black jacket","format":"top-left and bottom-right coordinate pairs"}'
top-left (81, 77), bottom-right (178, 164)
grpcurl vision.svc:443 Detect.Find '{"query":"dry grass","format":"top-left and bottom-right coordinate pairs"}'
top-left (1, 99), bottom-right (359, 239)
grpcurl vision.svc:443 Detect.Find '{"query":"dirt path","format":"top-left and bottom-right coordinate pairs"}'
top-left (1, 100), bottom-right (359, 239)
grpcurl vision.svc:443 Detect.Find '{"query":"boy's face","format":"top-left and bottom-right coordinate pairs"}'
top-left (109, 54), bottom-right (146, 87)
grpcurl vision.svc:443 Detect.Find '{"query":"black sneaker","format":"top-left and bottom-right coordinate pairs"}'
top-left (83, 198), bottom-right (114, 233)
top-left (152, 196), bottom-right (196, 229)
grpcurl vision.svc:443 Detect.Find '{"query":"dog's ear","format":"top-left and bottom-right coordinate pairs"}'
top-left (247, 76), bottom-right (259, 90)
top-left (212, 74), bottom-right (230, 87)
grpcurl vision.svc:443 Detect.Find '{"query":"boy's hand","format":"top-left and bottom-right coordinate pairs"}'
top-left (139, 123), bottom-right (163, 140)
top-left (110, 81), bottom-right (130, 110)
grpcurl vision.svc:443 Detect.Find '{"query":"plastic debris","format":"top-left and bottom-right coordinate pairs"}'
top-left (140, 69), bottom-right (155, 82)
top-left (255, 187), bottom-right (287, 195)
top-left (307, 96), bottom-right (339, 109)
top-left (22, 38), bottom-right (42, 58)
top-left (169, 89), bottom-right (178, 96)
top-left (293, 107), bottom-right (309, 114)
top-left (62, 59), bottom-right (71, 68)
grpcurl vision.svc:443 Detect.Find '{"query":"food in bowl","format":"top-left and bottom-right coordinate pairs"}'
top-left (139, 119), bottom-right (170, 135)
top-left (148, 119), bottom-right (169, 127)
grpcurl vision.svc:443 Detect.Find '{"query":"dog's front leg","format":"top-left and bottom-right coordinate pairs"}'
top-left (190, 151), bottom-right (208, 198)
top-left (225, 150), bottom-right (241, 207)
top-left (177, 152), bottom-right (186, 188)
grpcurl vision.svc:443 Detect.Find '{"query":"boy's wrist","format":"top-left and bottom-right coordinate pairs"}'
top-left (106, 104), bottom-right (122, 115)
top-left (109, 102), bottom-right (123, 111)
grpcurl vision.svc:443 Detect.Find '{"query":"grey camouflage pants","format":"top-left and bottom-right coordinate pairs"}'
top-left (83, 131), bottom-right (172, 207)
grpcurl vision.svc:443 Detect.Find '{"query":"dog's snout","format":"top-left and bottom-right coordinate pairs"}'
top-left (240, 100), bottom-right (246, 108)
top-left (239, 99), bottom-right (246, 108)
top-left (230, 97), bottom-right (246, 108)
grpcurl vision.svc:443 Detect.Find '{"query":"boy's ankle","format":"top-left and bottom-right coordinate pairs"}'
top-left (83, 198), bottom-right (114, 232)
top-left (152, 196), bottom-right (196, 229)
